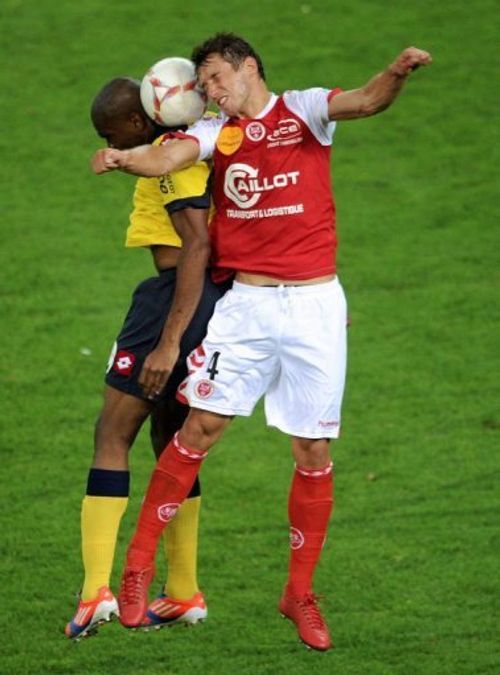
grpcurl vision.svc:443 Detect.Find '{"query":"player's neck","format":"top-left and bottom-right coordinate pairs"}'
top-left (237, 84), bottom-right (272, 119)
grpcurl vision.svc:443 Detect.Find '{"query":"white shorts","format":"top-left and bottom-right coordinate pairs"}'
top-left (177, 278), bottom-right (347, 438)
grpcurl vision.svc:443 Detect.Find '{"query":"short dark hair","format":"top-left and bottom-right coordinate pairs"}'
top-left (191, 33), bottom-right (265, 81)
top-left (90, 77), bottom-right (142, 127)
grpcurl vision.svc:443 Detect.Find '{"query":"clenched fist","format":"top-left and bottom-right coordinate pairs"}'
top-left (91, 148), bottom-right (128, 174)
top-left (390, 47), bottom-right (432, 77)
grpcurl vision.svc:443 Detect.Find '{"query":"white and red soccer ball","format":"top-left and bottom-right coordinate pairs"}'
top-left (140, 57), bottom-right (207, 127)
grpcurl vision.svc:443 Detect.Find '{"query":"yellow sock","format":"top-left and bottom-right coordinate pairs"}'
top-left (81, 495), bottom-right (128, 601)
top-left (162, 496), bottom-right (201, 600)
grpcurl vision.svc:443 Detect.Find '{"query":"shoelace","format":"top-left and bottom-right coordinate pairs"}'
top-left (298, 594), bottom-right (327, 630)
top-left (120, 569), bottom-right (149, 605)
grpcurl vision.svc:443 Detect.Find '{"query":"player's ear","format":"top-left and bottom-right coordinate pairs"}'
top-left (243, 56), bottom-right (259, 77)
top-left (130, 111), bottom-right (147, 129)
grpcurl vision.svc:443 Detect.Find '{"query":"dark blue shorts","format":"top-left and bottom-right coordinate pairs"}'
top-left (105, 269), bottom-right (228, 401)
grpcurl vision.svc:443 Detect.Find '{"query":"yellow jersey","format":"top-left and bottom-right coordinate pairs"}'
top-left (126, 135), bottom-right (211, 249)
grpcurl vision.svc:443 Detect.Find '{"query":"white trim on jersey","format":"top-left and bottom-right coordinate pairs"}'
top-left (185, 88), bottom-right (336, 159)
top-left (254, 93), bottom-right (278, 119)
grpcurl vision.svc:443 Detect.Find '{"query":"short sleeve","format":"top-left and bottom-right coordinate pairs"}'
top-left (283, 88), bottom-right (341, 146)
top-left (157, 161), bottom-right (211, 214)
top-left (182, 113), bottom-right (226, 160)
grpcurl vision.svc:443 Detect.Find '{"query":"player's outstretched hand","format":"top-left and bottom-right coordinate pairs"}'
top-left (390, 47), bottom-right (432, 77)
top-left (91, 148), bottom-right (127, 174)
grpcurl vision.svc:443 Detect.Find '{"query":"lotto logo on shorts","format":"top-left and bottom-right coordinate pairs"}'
top-left (195, 379), bottom-right (214, 399)
top-left (289, 527), bottom-right (305, 550)
top-left (112, 350), bottom-right (136, 376)
top-left (157, 503), bottom-right (180, 523)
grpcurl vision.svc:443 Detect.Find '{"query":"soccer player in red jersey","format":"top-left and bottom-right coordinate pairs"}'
top-left (92, 34), bottom-right (432, 650)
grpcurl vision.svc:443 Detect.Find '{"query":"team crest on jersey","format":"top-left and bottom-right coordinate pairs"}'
top-left (195, 379), bottom-right (214, 399)
top-left (245, 121), bottom-right (266, 142)
top-left (216, 126), bottom-right (244, 155)
top-left (290, 527), bottom-right (305, 550)
top-left (157, 503), bottom-right (180, 523)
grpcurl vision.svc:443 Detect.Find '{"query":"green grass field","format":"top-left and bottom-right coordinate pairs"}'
top-left (1, 1), bottom-right (499, 673)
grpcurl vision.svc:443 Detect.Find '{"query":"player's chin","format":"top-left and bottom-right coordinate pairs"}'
top-left (216, 99), bottom-right (234, 116)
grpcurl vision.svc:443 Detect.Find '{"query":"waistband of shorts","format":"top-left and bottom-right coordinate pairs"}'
top-left (231, 277), bottom-right (340, 296)
top-left (158, 267), bottom-right (177, 278)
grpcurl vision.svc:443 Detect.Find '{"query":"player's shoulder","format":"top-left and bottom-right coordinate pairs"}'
top-left (153, 131), bottom-right (181, 147)
top-left (154, 111), bottom-right (224, 144)
top-left (150, 128), bottom-right (211, 180)
top-left (189, 110), bottom-right (226, 131)
top-left (283, 87), bottom-right (330, 105)
top-left (202, 110), bottom-right (219, 120)
top-left (282, 88), bottom-right (332, 119)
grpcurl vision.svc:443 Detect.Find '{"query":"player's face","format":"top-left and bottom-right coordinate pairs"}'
top-left (197, 54), bottom-right (251, 117)
top-left (97, 116), bottom-right (152, 150)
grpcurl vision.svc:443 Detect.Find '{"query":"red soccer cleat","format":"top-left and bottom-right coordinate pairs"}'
top-left (118, 564), bottom-right (155, 628)
top-left (279, 587), bottom-right (333, 651)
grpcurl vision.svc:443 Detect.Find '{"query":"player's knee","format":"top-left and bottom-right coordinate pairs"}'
top-left (291, 436), bottom-right (331, 468)
top-left (150, 400), bottom-right (189, 456)
top-left (93, 413), bottom-right (134, 463)
top-left (180, 409), bottom-right (230, 451)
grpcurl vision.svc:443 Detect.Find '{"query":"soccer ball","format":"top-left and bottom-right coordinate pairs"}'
top-left (140, 57), bottom-right (207, 127)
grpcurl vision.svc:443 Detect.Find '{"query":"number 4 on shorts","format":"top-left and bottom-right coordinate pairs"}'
top-left (206, 351), bottom-right (220, 380)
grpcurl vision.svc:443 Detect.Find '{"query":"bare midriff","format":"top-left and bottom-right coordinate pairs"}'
top-left (235, 272), bottom-right (335, 286)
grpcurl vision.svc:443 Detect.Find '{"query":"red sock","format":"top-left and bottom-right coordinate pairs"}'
top-left (286, 462), bottom-right (334, 597)
top-left (126, 433), bottom-right (207, 568)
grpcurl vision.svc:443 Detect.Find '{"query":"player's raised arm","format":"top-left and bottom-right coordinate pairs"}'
top-left (91, 137), bottom-right (200, 177)
top-left (328, 46), bottom-right (432, 121)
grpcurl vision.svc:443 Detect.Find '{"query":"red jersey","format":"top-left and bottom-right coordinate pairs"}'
top-left (184, 89), bottom-right (341, 281)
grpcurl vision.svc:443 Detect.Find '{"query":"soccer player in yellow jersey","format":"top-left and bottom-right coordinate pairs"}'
top-left (65, 77), bottom-right (226, 639)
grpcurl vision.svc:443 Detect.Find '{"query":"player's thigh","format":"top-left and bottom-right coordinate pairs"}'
top-left (265, 281), bottom-right (347, 438)
top-left (179, 287), bottom-right (279, 416)
top-left (105, 273), bottom-right (176, 400)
